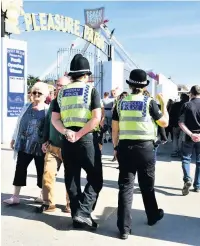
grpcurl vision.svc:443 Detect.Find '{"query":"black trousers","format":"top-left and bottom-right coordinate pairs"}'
top-left (117, 141), bottom-right (159, 233)
top-left (62, 133), bottom-right (103, 218)
top-left (13, 151), bottom-right (45, 188)
top-left (166, 126), bottom-right (173, 140)
top-left (97, 127), bottom-right (104, 145)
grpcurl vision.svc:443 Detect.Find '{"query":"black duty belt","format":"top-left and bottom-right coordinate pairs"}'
top-left (192, 130), bottom-right (200, 134)
top-left (104, 108), bottom-right (112, 110)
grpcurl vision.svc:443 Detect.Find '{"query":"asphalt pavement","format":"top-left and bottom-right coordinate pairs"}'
top-left (1, 142), bottom-right (200, 246)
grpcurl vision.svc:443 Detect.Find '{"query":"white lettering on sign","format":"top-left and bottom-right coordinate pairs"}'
top-left (63, 88), bottom-right (84, 97)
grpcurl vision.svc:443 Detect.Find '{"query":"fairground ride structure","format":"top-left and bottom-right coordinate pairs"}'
top-left (39, 20), bottom-right (140, 81)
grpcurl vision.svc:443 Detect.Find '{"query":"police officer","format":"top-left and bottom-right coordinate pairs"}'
top-left (112, 69), bottom-right (169, 239)
top-left (51, 54), bottom-right (102, 230)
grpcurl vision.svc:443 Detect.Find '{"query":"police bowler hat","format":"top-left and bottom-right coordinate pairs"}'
top-left (68, 54), bottom-right (92, 77)
top-left (126, 69), bottom-right (150, 88)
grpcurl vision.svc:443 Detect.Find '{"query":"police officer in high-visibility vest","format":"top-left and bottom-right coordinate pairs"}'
top-left (112, 69), bottom-right (169, 240)
top-left (51, 54), bottom-right (102, 230)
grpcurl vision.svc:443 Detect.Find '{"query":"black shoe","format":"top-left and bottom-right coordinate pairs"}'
top-left (108, 138), bottom-right (112, 143)
top-left (119, 229), bottom-right (131, 240)
top-left (148, 209), bottom-right (164, 226)
top-left (104, 139), bottom-right (107, 143)
top-left (193, 188), bottom-right (200, 193)
top-left (73, 215), bottom-right (99, 230)
top-left (73, 220), bottom-right (85, 229)
top-left (112, 156), bottom-right (117, 162)
top-left (36, 204), bottom-right (56, 213)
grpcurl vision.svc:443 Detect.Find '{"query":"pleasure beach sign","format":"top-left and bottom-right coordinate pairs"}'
top-left (22, 12), bottom-right (105, 51)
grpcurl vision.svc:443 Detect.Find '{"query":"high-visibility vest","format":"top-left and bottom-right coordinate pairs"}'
top-left (117, 94), bottom-right (157, 140)
top-left (58, 82), bottom-right (93, 128)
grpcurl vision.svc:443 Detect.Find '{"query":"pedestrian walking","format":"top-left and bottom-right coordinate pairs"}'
top-left (142, 90), bottom-right (168, 163)
top-left (112, 69), bottom-right (169, 240)
top-left (179, 85), bottom-right (200, 195)
top-left (170, 93), bottom-right (189, 157)
top-left (165, 99), bottom-right (174, 141)
top-left (3, 82), bottom-right (49, 205)
top-left (51, 54), bottom-right (103, 230)
top-left (102, 92), bottom-right (114, 143)
top-left (37, 77), bottom-right (71, 213)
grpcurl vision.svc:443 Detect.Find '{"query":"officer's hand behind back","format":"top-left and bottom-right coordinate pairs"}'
top-left (66, 130), bottom-right (81, 143)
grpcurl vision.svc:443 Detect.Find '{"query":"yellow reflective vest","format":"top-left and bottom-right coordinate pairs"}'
top-left (58, 82), bottom-right (93, 128)
top-left (117, 94), bottom-right (157, 140)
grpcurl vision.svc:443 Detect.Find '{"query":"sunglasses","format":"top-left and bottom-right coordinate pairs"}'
top-left (32, 91), bottom-right (43, 96)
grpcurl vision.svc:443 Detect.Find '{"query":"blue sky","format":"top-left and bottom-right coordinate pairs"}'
top-left (13, 1), bottom-right (200, 85)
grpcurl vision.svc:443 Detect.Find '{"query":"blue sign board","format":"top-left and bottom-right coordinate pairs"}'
top-left (7, 49), bottom-right (25, 117)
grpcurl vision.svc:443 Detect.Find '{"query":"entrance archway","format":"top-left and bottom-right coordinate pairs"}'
top-left (18, 11), bottom-right (111, 97)
top-left (19, 12), bottom-right (110, 55)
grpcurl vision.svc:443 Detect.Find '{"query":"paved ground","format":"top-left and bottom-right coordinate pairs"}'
top-left (1, 142), bottom-right (200, 246)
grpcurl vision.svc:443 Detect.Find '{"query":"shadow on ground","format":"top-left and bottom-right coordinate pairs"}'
top-left (2, 195), bottom-right (200, 245)
top-left (27, 174), bottom-right (183, 196)
top-left (1, 193), bottom-right (73, 231)
top-left (94, 207), bottom-right (200, 245)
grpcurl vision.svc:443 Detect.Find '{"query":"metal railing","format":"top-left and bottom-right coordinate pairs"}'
top-left (42, 48), bottom-right (104, 96)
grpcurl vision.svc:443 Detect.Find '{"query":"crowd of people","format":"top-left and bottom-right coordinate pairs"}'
top-left (3, 53), bottom-right (200, 240)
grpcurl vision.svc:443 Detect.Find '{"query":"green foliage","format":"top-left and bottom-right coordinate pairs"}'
top-left (27, 74), bottom-right (40, 90)
top-left (43, 79), bottom-right (55, 85)
top-left (27, 75), bottom-right (56, 91)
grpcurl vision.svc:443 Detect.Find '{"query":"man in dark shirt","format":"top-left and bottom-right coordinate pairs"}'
top-left (179, 85), bottom-right (200, 195)
top-left (170, 93), bottom-right (189, 157)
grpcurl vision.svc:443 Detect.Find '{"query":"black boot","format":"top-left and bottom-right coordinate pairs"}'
top-left (148, 209), bottom-right (164, 226)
